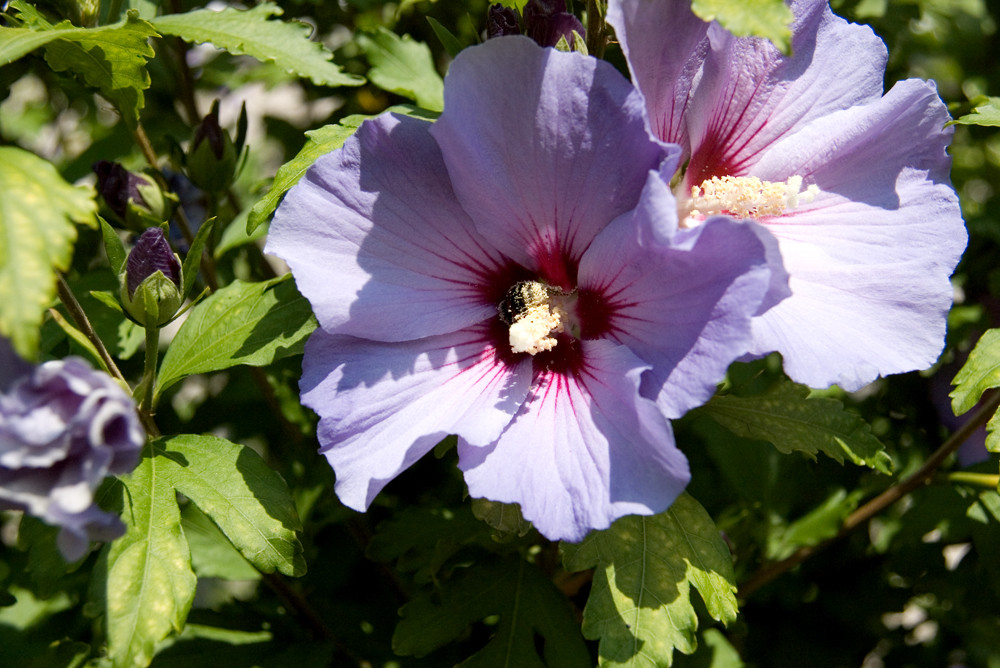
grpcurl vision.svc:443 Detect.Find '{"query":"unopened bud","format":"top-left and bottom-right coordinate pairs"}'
top-left (119, 228), bottom-right (183, 327)
top-left (187, 100), bottom-right (238, 193)
top-left (93, 161), bottom-right (168, 228)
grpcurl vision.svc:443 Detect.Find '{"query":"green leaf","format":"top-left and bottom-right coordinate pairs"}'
top-left (246, 116), bottom-right (367, 234)
top-left (951, 328), bottom-right (1000, 452)
top-left (393, 558), bottom-right (590, 667)
top-left (699, 379), bottom-right (893, 473)
top-left (2, 4), bottom-right (158, 124)
top-left (181, 218), bottom-right (214, 299)
top-left (156, 434), bottom-right (305, 577)
top-left (0, 146), bottom-right (95, 359)
top-left (100, 217), bottom-right (127, 276)
top-left (691, 0), bottom-right (793, 54)
top-left (152, 3), bottom-right (363, 88)
top-left (471, 498), bottom-right (534, 538)
top-left (102, 454), bottom-right (197, 668)
top-left (426, 16), bottom-right (465, 58)
top-left (358, 28), bottom-right (444, 111)
top-left (765, 488), bottom-right (863, 561)
top-left (155, 275), bottom-right (316, 402)
top-left (182, 504), bottom-right (260, 581)
top-left (952, 96), bottom-right (1000, 127)
top-left (562, 495), bottom-right (738, 667)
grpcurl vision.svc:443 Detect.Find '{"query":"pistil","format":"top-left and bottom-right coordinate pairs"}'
top-left (679, 174), bottom-right (820, 227)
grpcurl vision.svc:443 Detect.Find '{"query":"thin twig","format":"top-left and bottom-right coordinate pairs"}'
top-left (738, 388), bottom-right (1000, 599)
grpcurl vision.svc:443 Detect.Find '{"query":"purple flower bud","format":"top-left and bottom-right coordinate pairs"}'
top-left (523, 0), bottom-right (585, 48)
top-left (188, 100), bottom-right (238, 192)
top-left (125, 228), bottom-right (181, 298)
top-left (93, 160), bottom-right (154, 220)
top-left (487, 4), bottom-right (520, 39)
top-left (0, 347), bottom-right (144, 561)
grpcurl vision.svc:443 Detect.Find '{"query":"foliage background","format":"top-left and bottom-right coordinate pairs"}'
top-left (1, 0), bottom-right (1000, 666)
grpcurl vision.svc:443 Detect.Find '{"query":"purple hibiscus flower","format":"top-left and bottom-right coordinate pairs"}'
top-left (0, 341), bottom-right (144, 560)
top-left (608, 0), bottom-right (966, 391)
top-left (267, 37), bottom-right (776, 541)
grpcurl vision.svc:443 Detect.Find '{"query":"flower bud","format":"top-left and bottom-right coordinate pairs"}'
top-left (187, 100), bottom-right (238, 193)
top-left (486, 5), bottom-right (520, 39)
top-left (119, 228), bottom-right (183, 327)
top-left (93, 160), bottom-right (168, 229)
top-left (523, 0), bottom-right (585, 50)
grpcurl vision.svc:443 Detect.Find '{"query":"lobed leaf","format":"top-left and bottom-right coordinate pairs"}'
top-left (155, 275), bottom-right (316, 402)
top-left (393, 558), bottom-right (590, 667)
top-left (691, 0), bottom-right (793, 54)
top-left (562, 494), bottom-right (738, 667)
top-left (699, 380), bottom-right (893, 473)
top-left (152, 3), bottom-right (363, 88)
top-left (950, 328), bottom-right (1000, 452)
top-left (0, 147), bottom-right (95, 359)
top-left (246, 116), bottom-right (368, 234)
top-left (40, 11), bottom-right (157, 123)
top-left (358, 28), bottom-right (444, 111)
top-left (952, 96), bottom-right (1000, 127)
top-left (103, 455), bottom-right (197, 668)
top-left (156, 434), bottom-right (305, 577)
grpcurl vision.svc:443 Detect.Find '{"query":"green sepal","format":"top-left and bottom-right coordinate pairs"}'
top-left (99, 216), bottom-right (127, 275)
top-left (182, 217), bottom-right (215, 299)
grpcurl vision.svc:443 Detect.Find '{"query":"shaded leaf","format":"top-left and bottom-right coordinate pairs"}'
top-left (41, 11), bottom-right (157, 123)
top-left (471, 498), bottom-right (534, 538)
top-left (766, 488), bottom-right (863, 561)
top-left (0, 146), bottom-right (95, 359)
top-left (152, 3), bottom-right (363, 88)
top-left (155, 275), bottom-right (316, 402)
top-left (394, 558), bottom-right (590, 667)
top-left (562, 494), bottom-right (738, 667)
top-left (156, 434), bottom-right (305, 577)
top-left (426, 16), bottom-right (465, 58)
top-left (691, 0), bottom-right (793, 54)
top-left (102, 455), bottom-right (197, 668)
top-left (699, 380), bottom-right (892, 473)
top-left (358, 28), bottom-right (444, 111)
top-left (951, 328), bottom-right (1000, 452)
top-left (182, 504), bottom-right (260, 581)
top-left (952, 96), bottom-right (1000, 127)
top-left (246, 116), bottom-right (367, 234)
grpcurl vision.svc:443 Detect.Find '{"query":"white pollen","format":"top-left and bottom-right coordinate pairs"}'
top-left (509, 304), bottom-right (562, 355)
top-left (682, 174), bottom-right (820, 226)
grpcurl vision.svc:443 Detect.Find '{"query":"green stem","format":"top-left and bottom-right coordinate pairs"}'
top-left (140, 324), bottom-right (160, 417)
top-left (586, 0), bottom-right (607, 58)
top-left (939, 471), bottom-right (1000, 489)
top-left (738, 388), bottom-right (1000, 599)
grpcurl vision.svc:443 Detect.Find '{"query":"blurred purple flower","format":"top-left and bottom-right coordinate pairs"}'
top-left (267, 38), bottom-right (775, 541)
top-left (608, 0), bottom-right (966, 391)
top-left (0, 345), bottom-right (144, 560)
top-left (486, 4), bottom-right (519, 39)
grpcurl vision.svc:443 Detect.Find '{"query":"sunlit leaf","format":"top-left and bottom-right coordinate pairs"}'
top-left (155, 275), bottom-right (316, 402)
top-left (699, 380), bottom-right (893, 473)
top-left (358, 28), bottom-right (444, 111)
top-left (156, 434), bottom-right (305, 577)
top-left (152, 3), bottom-right (363, 88)
top-left (563, 495), bottom-right (738, 667)
top-left (246, 116), bottom-right (368, 234)
top-left (951, 328), bottom-right (1000, 452)
top-left (394, 558), bottom-right (590, 667)
top-left (102, 455), bottom-right (197, 668)
top-left (952, 96), bottom-right (1000, 127)
top-left (691, 0), bottom-right (793, 54)
top-left (0, 146), bottom-right (95, 359)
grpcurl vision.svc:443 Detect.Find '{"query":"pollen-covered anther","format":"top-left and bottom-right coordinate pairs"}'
top-left (499, 280), bottom-right (568, 355)
top-left (509, 303), bottom-right (563, 354)
top-left (683, 175), bottom-right (820, 225)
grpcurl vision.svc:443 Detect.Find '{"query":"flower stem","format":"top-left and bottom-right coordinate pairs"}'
top-left (57, 275), bottom-right (122, 383)
top-left (586, 0), bottom-right (607, 58)
top-left (140, 323), bottom-right (160, 417)
top-left (938, 471), bottom-right (1000, 489)
top-left (738, 388), bottom-right (1000, 599)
